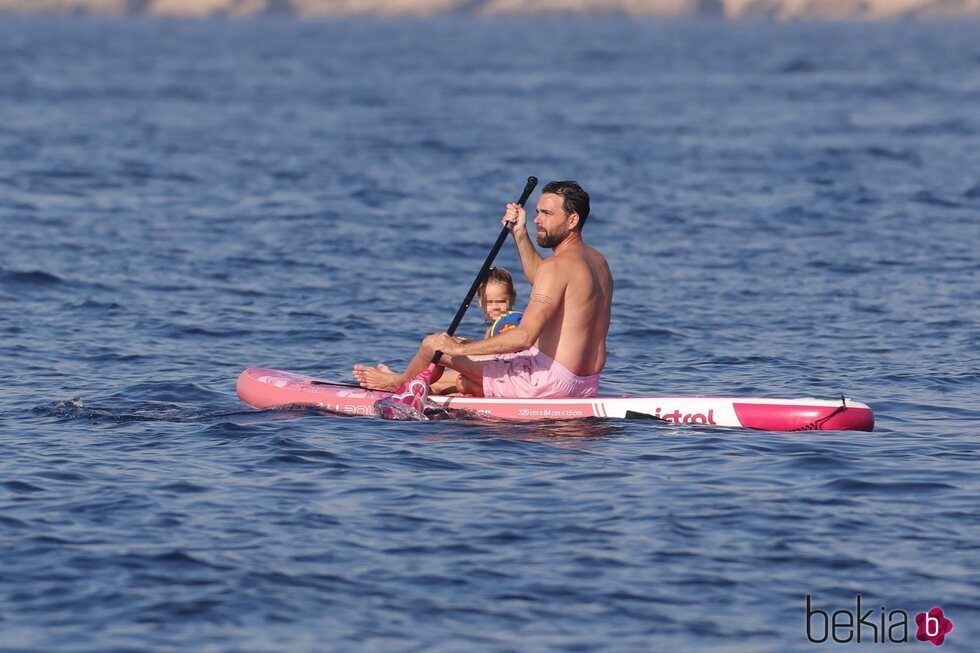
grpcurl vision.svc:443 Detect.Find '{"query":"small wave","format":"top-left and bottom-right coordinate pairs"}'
top-left (912, 190), bottom-right (961, 209)
top-left (3, 480), bottom-right (45, 493)
top-left (31, 401), bottom-right (181, 423)
top-left (196, 421), bottom-right (280, 438)
top-left (902, 117), bottom-right (973, 136)
top-left (0, 514), bottom-right (29, 529)
top-left (135, 549), bottom-right (235, 571)
top-left (161, 325), bottom-right (253, 338)
top-left (31, 167), bottom-right (94, 180)
top-left (774, 57), bottom-right (818, 74)
top-left (0, 199), bottom-right (38, 211)
top-left (0, 269), bottom-right (63, 286)
top-left (576, 122), bottom-right (625, 135)
top-left (619, 326), bottom-right (689, 339)
top-left (33, 398), bottom-right (86, 416)
top-left (395, 452), bottom-right (468, 472)
top-left (105, 381), bottom-right (225, 404)
top-left (36, 470), bottom-right (89, 482)
top-left (69, 298), bottom-right (123, 311)
top-left (414, 138), bottom-right (477, 156)
top-left (821, 478), bottom-right (957, 493)
top-left (783, 452), bottom-right (855, 471)
top-left (578, 48), bottom-right (625, 65)
top-left (864, 146), bottom-right (920, 164)
top-left (807, 260), bottom-right (874, 274)
top-left (32, 397), bottom-right (254, 425)
top-left (157, 481), bottom-right (209, 494)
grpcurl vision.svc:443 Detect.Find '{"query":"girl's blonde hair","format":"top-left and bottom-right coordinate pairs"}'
top-left (478, 267), bottom-right (517, 305)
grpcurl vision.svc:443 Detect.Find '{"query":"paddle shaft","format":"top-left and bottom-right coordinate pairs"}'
top-left (433, 176), bottom-right (538, 363)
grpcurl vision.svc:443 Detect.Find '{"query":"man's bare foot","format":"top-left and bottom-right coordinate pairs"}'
top-left (353, 363), bottom-right (403, 391)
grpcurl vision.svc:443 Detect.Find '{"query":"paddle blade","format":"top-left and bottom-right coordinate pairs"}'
top-left (373, 367), bottom-right (433, 421)
top-left (374, 397), bottom-right (426, 421)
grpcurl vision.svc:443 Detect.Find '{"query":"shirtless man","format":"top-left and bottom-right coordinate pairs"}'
top-left (353, 180), bottom-right (613, 399)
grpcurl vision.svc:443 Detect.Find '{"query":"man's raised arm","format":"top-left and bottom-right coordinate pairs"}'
top-left (502, 202), bottom-right (543, 284)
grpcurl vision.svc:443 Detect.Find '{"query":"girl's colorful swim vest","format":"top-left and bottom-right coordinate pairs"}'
top-left (489, 311), bottom-right (523, 337)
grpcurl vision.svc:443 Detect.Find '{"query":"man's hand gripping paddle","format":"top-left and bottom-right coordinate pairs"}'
top-left (376, 176), bottom-right (538, 420)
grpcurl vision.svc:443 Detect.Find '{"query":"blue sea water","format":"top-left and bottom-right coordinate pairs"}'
top-left (1, 15), bottom-right (979, 652)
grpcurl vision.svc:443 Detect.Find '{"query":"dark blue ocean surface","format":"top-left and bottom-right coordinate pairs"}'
top-left (1, 16), bottom-right (978, 652)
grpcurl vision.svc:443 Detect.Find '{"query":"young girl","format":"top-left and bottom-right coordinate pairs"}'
top-left (478, 267), bottom-right (522, 339)
top-left (373, 267), bottom-right (522, 395)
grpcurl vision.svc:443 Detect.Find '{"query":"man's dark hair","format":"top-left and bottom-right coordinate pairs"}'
top-left (542, 180), bottom-right (590, 230)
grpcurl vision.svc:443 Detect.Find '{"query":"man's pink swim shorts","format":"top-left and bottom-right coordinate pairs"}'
top-left (482, 347), bottom-right (600, 399)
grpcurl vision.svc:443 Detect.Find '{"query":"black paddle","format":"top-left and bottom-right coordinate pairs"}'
top-left (433, 175), bottom-right (537, 364)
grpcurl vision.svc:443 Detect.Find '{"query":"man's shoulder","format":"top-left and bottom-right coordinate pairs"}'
top-left (533, 256), bottom-right (564, 281)
top-left (541, 251), bottom-right (607, 289)
top-left (553, 244), bottom-right (607, 269)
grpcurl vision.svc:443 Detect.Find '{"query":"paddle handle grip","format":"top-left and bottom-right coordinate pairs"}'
top-left (515, 175), bottom-right (539, 210)
top-left (434, 176), bottom-right (538, 363)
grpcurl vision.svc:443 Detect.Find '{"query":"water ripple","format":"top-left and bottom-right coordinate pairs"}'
top-left (1, 16), bottom-right (978, 653)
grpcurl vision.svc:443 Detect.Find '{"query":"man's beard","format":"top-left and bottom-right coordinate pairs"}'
top-left (537, 225), bottom-right (570, 248)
